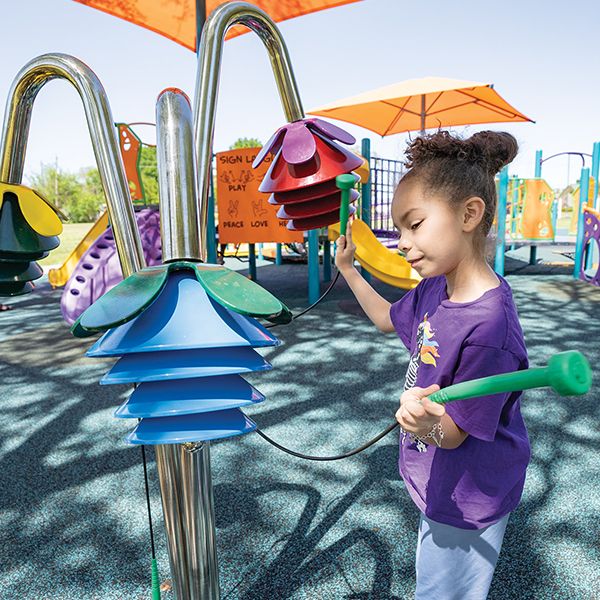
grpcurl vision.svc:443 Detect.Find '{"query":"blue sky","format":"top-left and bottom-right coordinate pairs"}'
top-left (2, 0), bottom-right (600, 190)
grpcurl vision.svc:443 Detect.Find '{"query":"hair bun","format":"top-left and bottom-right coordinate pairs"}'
top-left (468, 131), bottom-right (518, 175)
top-left (404, 130), bottom-right (518, 175)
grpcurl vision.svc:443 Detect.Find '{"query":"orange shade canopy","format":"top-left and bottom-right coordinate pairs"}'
top-left (75, 0), bottom-right (362, 51)
top-left (308, 77), bottom-right (533, 136)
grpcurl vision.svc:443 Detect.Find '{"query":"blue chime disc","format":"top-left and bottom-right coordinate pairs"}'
top-left (87, 271), bottom-right (279, 357)
top-left (114, 375), bottom-right (265, 418)
top-left (125, 408), bottom-right (257, 445)
top-left (101, 346), bottom-right (272, 384)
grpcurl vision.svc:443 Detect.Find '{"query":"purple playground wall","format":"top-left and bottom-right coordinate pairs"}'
top-left (579, 207), bottom-right (600, 287)
top-left (61, 208), bottom-right (162, 325)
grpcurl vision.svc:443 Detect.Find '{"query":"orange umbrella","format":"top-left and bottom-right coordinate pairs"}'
top-left (75, 0), bottom-right (362, 51)
top-left (308, 76), bottom-right (533, 136)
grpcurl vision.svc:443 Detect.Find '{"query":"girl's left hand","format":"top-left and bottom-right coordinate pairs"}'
top-left (395, 384), bottom-right (446, 437)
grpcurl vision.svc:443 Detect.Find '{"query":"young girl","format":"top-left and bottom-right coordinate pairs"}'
top-left (335, 130), bottom-right (530, 599)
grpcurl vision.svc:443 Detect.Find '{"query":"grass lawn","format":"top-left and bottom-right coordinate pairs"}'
top-left (38, 222), bottom-right (94, 267)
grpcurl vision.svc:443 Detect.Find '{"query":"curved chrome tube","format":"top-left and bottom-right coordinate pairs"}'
top-left (193, 1), bottom-right (305, 260)
top-left (156, 88), bottom-right (201, 262)
top-left (0, 53), bottom-right (144, 277)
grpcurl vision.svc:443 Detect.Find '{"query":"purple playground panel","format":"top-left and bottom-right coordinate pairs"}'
top-left (579, 207), bottom-right (600, 287)
top-left (61, 208), bottom-right (163, 325)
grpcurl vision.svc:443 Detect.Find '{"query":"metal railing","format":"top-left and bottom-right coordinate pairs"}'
top-left (370, 156), bottom-right (404, 237)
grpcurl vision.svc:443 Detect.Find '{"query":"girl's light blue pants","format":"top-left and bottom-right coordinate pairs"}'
top-left (415, 512), bottom-right (510, 600)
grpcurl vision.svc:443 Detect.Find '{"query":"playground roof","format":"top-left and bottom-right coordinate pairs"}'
top-left (74, 0), bottom-right (362, 51)
top-left (308, 76), bottom-right (534, 136)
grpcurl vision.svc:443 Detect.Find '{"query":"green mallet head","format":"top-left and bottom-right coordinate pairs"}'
top-left (547, 350), bottom-right (592, 396)
top-left (336, 174), bottom-right (357, 237)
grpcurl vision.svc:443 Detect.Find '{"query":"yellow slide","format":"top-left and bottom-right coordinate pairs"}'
top-left (48, 210), bottom-right (109, 288)
top-left (329, 219), bottom-right (420, 289)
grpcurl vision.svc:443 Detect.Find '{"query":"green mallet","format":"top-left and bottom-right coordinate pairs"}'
top-left (429, 350), bottom-right (591, 404)
top-left (336, 173), bottom-right (357, 236)
top-left (151, 558), bottom-right (161, 600)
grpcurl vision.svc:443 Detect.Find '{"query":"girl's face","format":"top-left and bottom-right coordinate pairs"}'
top-left (391, 179), bottom-right (472, 278)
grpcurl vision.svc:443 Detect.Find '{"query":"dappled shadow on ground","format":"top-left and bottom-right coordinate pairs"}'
top-left (1, 270), bottom-right (599, 598)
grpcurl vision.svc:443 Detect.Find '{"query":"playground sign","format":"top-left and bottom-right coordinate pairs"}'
top-left (216, 147), bottom-right (303, 244)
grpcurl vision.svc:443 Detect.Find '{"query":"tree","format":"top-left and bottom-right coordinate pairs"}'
top-left (137, 145), bottom-right (159, 205)
top-left (229, 137), bottom-right (262, 150)
top-left (66, 168), bottom-right (106, 222)
top-left (27, 164), bottom-right (105, 223)
top-left (28, 164), bottom-right (81, 213)
top-left (25, 146), bottom-right (161, 223)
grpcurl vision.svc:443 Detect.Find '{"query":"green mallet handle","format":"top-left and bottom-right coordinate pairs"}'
top-left (336, 174), bottom-right (357, 237)
top-left (151, 558), bottom-right (161, 599)
top-left (429, 350), bottom-right (591, 404)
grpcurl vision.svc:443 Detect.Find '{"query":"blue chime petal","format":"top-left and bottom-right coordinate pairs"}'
top-left (114, 375), bottom-right (265, 418)
top-left (87, 271), bottom-right (279, 357)
top-left (125, 408), bottom-right (257, 444)
top-left (101, 346), bottom-right (272, 384)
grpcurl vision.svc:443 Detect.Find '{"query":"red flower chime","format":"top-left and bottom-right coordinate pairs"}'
top-left (253, 118), bottom-right (363, 230)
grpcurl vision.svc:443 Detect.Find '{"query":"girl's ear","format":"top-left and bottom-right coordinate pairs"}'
top-left (462, 196), bottom-right (486, 232)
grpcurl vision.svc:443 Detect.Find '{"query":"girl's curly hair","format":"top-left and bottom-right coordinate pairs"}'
top-left (400, 130), bottom-right (518, 235)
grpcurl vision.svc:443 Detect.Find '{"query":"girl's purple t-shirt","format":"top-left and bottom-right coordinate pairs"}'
top-left (389, 275), bottom-right (531, 530)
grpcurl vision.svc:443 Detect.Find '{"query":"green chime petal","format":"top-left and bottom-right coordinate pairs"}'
top-left (0, 261), bottom-right (43, 283)
top-left (79, 265), bottom-right (169, 331)
top-left (0, 281), bottom-right (34, 297)
top-left (188, 262), bottom-right (292, 324)
top-left (0, 194), bottom-right (59, 254)
top-left (70, 314), bottom-right (102, 338)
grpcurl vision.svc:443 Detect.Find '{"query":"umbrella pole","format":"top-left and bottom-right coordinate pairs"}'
top-left (420, 94), bottom-right (426, 135)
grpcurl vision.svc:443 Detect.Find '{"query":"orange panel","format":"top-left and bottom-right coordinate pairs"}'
top-left (117, 124), bottom-right (144, 202)
top-left (519, 178), bottom-right (554, 241)
top-left (216, 147), bottom-right (303, 244)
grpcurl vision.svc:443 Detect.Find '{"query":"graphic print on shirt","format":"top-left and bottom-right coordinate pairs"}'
top-left (402, 314), bottom-right (441, 453)
top-left (403, 313), bottom-right (440, 391)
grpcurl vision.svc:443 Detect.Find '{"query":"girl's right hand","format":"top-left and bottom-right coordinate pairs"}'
top-left (335, 220), bottom-right (357, 274)
top-left (396, 385), bottom-right (445, 438)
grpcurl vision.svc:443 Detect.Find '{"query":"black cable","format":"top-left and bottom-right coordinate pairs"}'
top-left (255, 421), bottom-right (398, 461)
top-left (261, 268), bottom-right (399, 461)
top-left (265, 270), bottom-right (341, 328)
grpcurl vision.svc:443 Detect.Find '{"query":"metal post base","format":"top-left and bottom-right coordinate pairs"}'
top-left (155, 443), bottom-right (221, 600)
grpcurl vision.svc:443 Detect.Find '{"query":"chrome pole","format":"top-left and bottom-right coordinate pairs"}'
top-left (0, 53), bottom-right (144, 277)
top-left (156, 88), bottom-right (201, 262)
top-left (180, 442), bottom-right (220, 599)
top-left (156, 88), bottom-right (220, 599)
top-left (154, 445), bottom-right (190, 600)
top-left (193, 1), bottom-right (305, 259)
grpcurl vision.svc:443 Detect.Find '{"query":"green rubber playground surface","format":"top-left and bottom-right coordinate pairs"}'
top-left (0, 258), bottom-right (598, 599)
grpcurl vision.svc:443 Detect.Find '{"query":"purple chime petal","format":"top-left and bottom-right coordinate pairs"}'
top-left (252, 126), bottom-right (287, 168)
top-left (306, 118), bottom-right (356, 145)
top-left (280, 121), bottom-right (318, 165)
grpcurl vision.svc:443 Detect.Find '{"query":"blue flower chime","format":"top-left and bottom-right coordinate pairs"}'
top-left (73, 260), bottom-right (291, 444)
